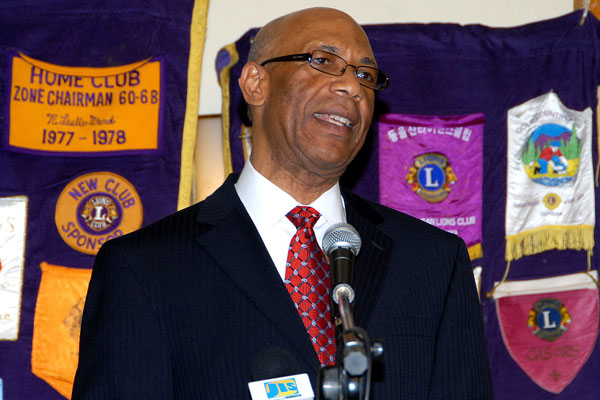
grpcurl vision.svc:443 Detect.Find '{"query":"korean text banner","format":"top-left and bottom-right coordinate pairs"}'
top-left (379, 113), bottom-right (484, 260)
top-left (0, 1), bottom-right (207, 399)
top-left (218, 11), bottom-right (600, 399)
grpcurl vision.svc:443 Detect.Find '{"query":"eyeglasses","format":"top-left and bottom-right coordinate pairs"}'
top-left (260, 49), bottom-right (389, 91)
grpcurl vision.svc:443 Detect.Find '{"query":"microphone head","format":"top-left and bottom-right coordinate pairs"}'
top-left (323, 222), bottom-right (361, 256)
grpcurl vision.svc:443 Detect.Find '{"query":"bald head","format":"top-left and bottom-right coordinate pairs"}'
top-left (248, 8), bottom-right (369, 63)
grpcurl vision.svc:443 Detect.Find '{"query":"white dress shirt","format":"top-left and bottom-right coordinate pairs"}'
top-left (235, 160), bottom-right (346, 280)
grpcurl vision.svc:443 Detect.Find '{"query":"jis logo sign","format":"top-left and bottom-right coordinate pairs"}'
top-left (405, 153), bottom-right (457, 203)
top-left (264, 378), bottom-right (298, 398)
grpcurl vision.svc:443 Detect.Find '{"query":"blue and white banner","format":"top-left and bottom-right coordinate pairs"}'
top-left (506, 92), bottom-right (594, 261)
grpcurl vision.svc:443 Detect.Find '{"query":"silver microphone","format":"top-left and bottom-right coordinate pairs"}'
top-left (323, 223), bottom-right (361, 304)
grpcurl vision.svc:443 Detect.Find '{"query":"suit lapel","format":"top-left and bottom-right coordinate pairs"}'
top-left (193, 176), bottom-right (392, 371)
top-left (343, 191), bottom-right (393, 329)
top-left (195, 176), bottom-right (320, 373)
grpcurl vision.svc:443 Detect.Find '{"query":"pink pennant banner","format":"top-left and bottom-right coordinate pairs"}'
top-left (378, 113), bottom-right (484, 253)
top-left (496, 288), bottom-right (599, 393)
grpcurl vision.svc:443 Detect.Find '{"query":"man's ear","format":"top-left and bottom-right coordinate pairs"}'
top-left (238, 62), bottom-right (268, 106)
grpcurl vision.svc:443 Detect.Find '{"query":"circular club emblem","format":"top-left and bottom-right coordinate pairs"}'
top-left (527, 298), bottom-right (571, 342)
top-left (55, 171), bottom-right (143, 255)
top-left (521, 123), bottom-right (581, 187)
top-left (405, 153), bottom-right (457, 203)
top-left (542, 193), bottom-right (562, 210)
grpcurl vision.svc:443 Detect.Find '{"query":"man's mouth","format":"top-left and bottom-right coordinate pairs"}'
top-left (313, 113), bottom-right (353, 128)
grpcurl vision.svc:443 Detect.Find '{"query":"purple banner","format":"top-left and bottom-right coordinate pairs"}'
top-left (222, 11), bottom-right (600, 398)
top-left (0, 1), bottom-right (195, 398)
top-left (379, 113), bottom-right (484, 258)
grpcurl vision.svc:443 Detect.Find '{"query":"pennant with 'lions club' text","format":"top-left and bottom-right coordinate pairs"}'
top-left (378, 113), bottom-right (484, 260)
top-left (505, 91), bottom-right (594, 261)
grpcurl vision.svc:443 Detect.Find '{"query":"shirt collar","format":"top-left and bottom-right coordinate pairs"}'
top-left (235, 160), bottom-right (346, 230)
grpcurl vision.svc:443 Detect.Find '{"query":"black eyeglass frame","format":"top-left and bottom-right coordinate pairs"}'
top-left (260, 51), bottom-right (390, 91)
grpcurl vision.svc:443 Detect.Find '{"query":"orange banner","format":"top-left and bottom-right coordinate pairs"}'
top-left (8, 53), bottom-right (162, 155)
top-left (31, 262), bottom-right (92, 399)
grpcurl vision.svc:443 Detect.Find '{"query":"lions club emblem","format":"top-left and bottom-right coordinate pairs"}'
top-left (55, 171), bottom-right (143, 255)
top-left (80, 195), bottom-right (120, 233)
top-left (527, 298), bottom-right (571, 342)
top-left (542, 193), bottom-right (562, 210)
top-left (405, 153), bottom-right (457, 203)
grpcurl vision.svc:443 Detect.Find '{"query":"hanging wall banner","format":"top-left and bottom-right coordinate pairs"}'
top-left (379, 113), bottom-right (484, 260)
top-left (494, 271), bottom-right (599, 394)
top-left (6, 53), bottom-right (163, 156)
top-left (31, 262), bottom-right (92, 399)
top-left (0, 196), bottom-right (27, 341)
top-left (220, 12), bottom-right (600, 399)
top-left (0, 0), bottom-right (205, 398)
top-left (506, 92), bottom-right (594, 261)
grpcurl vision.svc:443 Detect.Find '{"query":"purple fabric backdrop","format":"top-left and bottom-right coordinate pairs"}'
top-left (0, 1), bottom-right (194, 399)
top-left (219, 10), bottom-right (600, 399)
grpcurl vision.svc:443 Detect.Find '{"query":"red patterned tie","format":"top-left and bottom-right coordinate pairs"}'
top-left (285, 206), bottom-right (336, 366)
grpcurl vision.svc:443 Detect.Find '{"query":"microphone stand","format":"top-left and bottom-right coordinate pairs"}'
top-left (317, 285), bottom-right (383, 400)
top-left (317, 224), bottom-right (383, 400)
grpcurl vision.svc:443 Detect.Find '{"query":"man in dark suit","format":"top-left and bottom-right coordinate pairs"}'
top-left (73, 7), bottom-right (492, 399)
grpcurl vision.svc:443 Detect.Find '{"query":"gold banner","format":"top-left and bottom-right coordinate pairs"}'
top-left (31, 262), bottom-right (92, 399)
top-left (9, 53), bottom-right (161, 155)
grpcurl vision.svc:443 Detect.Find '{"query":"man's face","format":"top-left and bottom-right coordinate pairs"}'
top-left (257, 11), bottom-right (377, 180)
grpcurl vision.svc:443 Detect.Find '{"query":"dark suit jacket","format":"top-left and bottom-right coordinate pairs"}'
top-left (72, 174), bottom-right (492, 399)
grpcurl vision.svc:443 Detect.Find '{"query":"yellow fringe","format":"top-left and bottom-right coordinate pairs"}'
top-left (506, 225), bottom-right (595, 261)
top-left (177, 0), bottom-right (210, 210)
top-left (218, 42), bottom-right (240, 176)
top-left (468, 243), bottom-right (483, 261)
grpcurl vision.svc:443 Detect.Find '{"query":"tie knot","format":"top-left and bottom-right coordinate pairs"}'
top-left (287, 206), bottom-right (321, 229)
